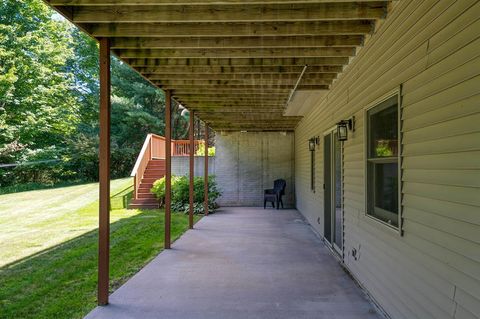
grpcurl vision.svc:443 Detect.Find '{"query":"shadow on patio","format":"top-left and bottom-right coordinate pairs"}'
top-left (86, 207), bottom-right (382, 319)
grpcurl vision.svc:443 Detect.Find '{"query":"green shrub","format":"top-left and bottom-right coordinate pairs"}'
top-left (150, 175), bottom-right (221, 214)
top-left (195, 142), bottom-right (215, 156)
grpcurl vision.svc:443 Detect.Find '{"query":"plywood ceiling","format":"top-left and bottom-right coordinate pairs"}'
top-left (45, 0), bottom-right (391, 131)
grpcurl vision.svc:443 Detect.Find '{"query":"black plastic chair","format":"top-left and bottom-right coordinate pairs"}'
top-left (264, 179), bottom-right (286, 209)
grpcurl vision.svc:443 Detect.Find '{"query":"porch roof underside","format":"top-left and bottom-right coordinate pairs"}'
top-left (46, 0), bottom-right (390, 132)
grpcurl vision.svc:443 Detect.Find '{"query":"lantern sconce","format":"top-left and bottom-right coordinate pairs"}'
top-left (308, 136), bottom-right (320, 151)
top-left (337, 116), bottom-right (355, 142)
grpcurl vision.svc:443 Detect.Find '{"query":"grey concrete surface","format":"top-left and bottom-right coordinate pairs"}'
top-left (85, 207), bottom-right (382, 319)
top-left (215, 132), bottom-right (295, 207)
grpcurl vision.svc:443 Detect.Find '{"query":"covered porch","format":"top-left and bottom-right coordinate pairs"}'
top-left (85, 207), bottom-right (381, 319)
top-left (40, 0), bottom-right (480, 318)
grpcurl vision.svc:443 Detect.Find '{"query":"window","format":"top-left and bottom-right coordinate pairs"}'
top-left (366, 95), bottom-right (400, 228)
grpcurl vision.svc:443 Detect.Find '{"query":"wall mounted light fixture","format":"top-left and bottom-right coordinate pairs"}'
top-left (337, 116), bottom-right (355, 141)
top-left (308, 136), bottom-right (320, 151)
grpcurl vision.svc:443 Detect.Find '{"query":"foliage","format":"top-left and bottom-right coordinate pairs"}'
top-left (150, 175), bottom-right (182, 205)
top-left (151, 175), bottom-right (221, 214)
top-left (195, 142), bottom-right (216, 156)
top-left (0, 178), bottom-right (200, 318)
top-left (0, 0), bottom-right (190, 187)
top-left (375, 140), bottom-right (394, 157)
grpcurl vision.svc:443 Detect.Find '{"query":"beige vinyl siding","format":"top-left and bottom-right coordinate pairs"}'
top-left (294, 1), bottom-right (480, 318)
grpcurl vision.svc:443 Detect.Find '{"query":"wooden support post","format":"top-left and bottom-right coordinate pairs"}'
top-left (165, 90), bottom-right (172, 249)
top-left (189, 111), bottom-right (195, 229)
top-left (204, 125), bottom-right (209, 216)
top-left (98, 37), bottom-right (111, 306)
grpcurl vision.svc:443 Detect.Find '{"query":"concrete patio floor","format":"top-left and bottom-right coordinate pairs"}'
top-left (86, 207), bottom-right (383, 319)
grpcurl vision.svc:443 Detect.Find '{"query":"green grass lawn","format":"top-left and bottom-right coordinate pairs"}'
top-left (0, 179), bottom-right (200, 319)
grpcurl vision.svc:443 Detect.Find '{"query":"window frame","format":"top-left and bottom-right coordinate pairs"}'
top-left (364, 90), bottom-right (402, 234)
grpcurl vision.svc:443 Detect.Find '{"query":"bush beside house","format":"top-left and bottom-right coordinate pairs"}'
top-left (151, 175), bottom-right (220, 214)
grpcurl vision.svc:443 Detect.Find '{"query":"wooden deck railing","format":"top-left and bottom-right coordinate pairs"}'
top-left (173, 139), bottom-right (202, 156)
top-left (130, 134), bottom-right (203, 200)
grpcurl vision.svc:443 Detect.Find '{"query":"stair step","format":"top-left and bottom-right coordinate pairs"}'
top-left (147, 162), bottom-right (165, 166)
top-left (137, 189), bottom-right (154, 194)
top-left (143, 172), bottom-right (164, 176)
top-left (141, 177), bottom-right (158, 183)
top-left (145, 168), bottom-right (165, 171)
top-left (131, 198), bottom-right (158, 204)
top-left (138, 193), bottom-right (155, 199)
top-left (143, 176), bottom-right (163, 181)
top-left (128, 203), bottom-right (159, 209)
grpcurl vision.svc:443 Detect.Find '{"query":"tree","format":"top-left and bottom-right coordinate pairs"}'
top-left (0, 0), bottom-right (190, 187)
top-left (0, 0), bottom-right (78, 165)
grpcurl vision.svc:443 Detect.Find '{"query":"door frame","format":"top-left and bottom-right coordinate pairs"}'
top-left (323, 127), bottom-right (344, 257)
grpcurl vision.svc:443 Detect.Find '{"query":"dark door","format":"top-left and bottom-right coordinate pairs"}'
top-left (332, 131), bottom-right (343, 254)
top-left (324, 131), bottom-right (343, 255)
top-left (323, 134), bottom-right (332, 243)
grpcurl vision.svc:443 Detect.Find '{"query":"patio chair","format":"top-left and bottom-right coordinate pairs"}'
top-left (264, 179), bottom-right (286, 209)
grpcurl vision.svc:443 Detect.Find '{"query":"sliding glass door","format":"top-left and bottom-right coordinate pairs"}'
top-left (324, 131), bottom-right (343, 256)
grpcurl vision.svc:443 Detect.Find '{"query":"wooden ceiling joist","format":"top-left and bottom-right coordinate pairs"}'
top-left (160, 85), bottom-right (330, 90)
top-left (49, 0), bottom-right (386, 5)
top-left (111, 36), bottom-right (364, 49)
top-left (147, 73), bottom-right (337, 81)
top-left (191, 108), bottom-right (286, 113)
top-left (115, 47), bottom-right (356, 59)
top-left (157, 78), bottom-right (332, 85)
top-left (86, 21), bottom-right (374, 37)
top-left (125, 57), bottom-right (350, 67)
top-left (45, 0), bottom-right (391, 131)
top-left (178, 98), bottom-right (287, 104)
top-left (135, 65), bottom-right (344, 75)
top-left (172, 90), bottom-right (291, 96)
top-left (71, 3), bottom-right (386, 23)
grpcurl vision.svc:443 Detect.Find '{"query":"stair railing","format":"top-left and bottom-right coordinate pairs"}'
top-left (131, 134), bottom-right (204, 200)
top-left (131, 134), bottom-right (164, 200)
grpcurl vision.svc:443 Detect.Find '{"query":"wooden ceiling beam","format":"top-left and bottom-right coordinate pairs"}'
top-left (72, 3), bottom-right (386, 23)
top-left (163, 84), bottom-right (329, 90)
top-left (179, 98), bottom-right (287, 104)
top-left (187, 102), bottom-right (285, 107)
top-left (111, 35), bottom-right (364, 49)
top-left (173, 90), bottom-right (290, 96)
top-left (125, 57), bottom-right (349, 67)
top-left (175, 97), bottom-right (288, 102)
top-left (154, 79), bottom-right (332, 85)
top-left (136, 65), bottom-right (344, 74)
top-left (214, 128), bottom-right (295, 132)
top-left (115, 47), bottom-right (356, 59)
top-left (51, 0), bottom-right (388, 5)
top-left (197, 115), bottom-right (301, 120)
top-left (189, 108), bottom-right (286, 113)
top-left (211, 124), bottom-right (297, 130)
top-left (182, 102), bottom-right (284, 107)
top-left (147, 73), bottom-right (337, 81)
top-left (86, 20), bottom-right (374, 37)
top-left (196, 111), bottom-right (299, 117)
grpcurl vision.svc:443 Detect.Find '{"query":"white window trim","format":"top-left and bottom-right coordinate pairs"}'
top-left (363, 88), bottom-right (403, 235)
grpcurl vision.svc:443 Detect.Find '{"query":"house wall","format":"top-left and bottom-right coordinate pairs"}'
top-left (294, 1), bottom-right (480, 319)
top-left (215, 132), bottom-right (295, 207)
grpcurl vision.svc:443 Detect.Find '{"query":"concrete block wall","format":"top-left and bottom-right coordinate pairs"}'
top-left (171, 156), bottom-right (215, 177)
top-left (215, 132), bottom-right (295, 207)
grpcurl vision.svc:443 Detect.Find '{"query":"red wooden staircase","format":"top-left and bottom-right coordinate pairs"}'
top-left (128, 133), bottom-right (201, 209)
top-left (129, 159), bottom-right (165, 209)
